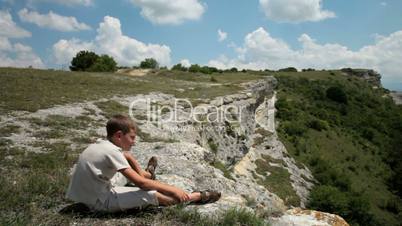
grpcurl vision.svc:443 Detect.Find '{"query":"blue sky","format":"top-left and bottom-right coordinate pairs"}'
top-left (1, 0), bottom-right (402, 90)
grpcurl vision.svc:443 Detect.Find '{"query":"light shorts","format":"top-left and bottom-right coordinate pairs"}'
top-left (91, 186), bottom-right (159, 212)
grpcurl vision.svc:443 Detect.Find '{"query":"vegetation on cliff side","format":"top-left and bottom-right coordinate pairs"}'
top-left (274, 70), bottom-right (402, 226)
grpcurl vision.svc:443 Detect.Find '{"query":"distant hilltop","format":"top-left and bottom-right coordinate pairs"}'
top-left (340, 68), bottom-right (382, 88)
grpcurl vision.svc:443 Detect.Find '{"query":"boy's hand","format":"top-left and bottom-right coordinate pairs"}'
top-left (172, 188), bottom-right (190, 203)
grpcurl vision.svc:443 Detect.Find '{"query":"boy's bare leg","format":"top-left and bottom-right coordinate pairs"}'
top-left (156, 192), bottom-right (201, 206)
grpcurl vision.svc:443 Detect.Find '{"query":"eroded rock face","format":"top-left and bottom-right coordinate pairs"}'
top-left (390, 91), bottom-right (402, 105)
top-left (341, 68), bottom-right (382, 88)
top-left (1, 75), bottom-right (348, 225)
top-left (125, 76), bottom-right (314, 215)
top-left (270, 208), bottom-right (350, 226)
top-left (132, 141), bottom-right (287, 216)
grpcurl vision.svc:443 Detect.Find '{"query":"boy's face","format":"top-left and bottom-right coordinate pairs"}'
top-left (118, 129), bottom-right (136, 151)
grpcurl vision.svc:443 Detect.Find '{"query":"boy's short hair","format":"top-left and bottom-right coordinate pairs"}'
top-left (106, 114), bottom-right (137, 139)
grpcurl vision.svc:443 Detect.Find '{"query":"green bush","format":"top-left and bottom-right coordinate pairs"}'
top-left (283, 121), bottom-right (306, 136)
top-left (140, 58), bottom-right (158, 69)
top-left (308, 185), bottom-right (376, 226)
top-left (189, 64), bottom-right (201, 73)
top-left (70, 50), bottom-right (99, 71)
top-left (70, 50), bottom-right (117, 72)
top-left (308, 185), bottom-right (349, 215)
top-left (278, 67), bottom-right (298, 72)
top-left (89, 55), bottom-right (117, 72)
top-left (171, 63), bottom-right (187, 71)
top-left (308, 119), bottom-right (329, 131)
top-left (326, 86), bottom-right (348, 104)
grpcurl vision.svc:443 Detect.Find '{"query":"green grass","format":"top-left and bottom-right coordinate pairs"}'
top-left (162, 205), bottom-right (268, 226)
top-left (0, 124), bottom-right (21, 136)
top-left (0, 67), bottom-right (274, 225)
top-left (0, 68), bottom-right (263, 115)
top-left (26, 114), bottom-right (99, 140)
top-left (254, 155), bottom-right (300, 207)
top-left (0, 141), bottom-right (75, 225)
top-left (94, 100), bottom-right (129, 118)
top-left (211, 160), bottom-right (235, 180)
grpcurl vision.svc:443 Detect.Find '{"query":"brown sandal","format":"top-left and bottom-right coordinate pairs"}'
top-left (145, 156), bottom-right (158, 180)
top-left (194, 190), bottom-right (221, 204)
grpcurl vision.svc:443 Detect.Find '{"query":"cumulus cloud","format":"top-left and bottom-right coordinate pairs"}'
top-left (218, 29), bottom-right (227, 42)
top-left (259, 0), bottom-right (335, 23)
top-left (52, 38), bottom-right (94, 64)
top-left (0, 10), bottom-right (31, 38)
top-left (129, 0), bottom-right (205, 25)
top-left (180, 59), bottom-right (191, 67)
top-left (18, 8), bottom-right (91, 32)
top-left (0, 10), bottom-right (43, 68)
top-left (27, 0), bottom-right (93, 7)
top-left (52, 16), bottom-right (171, 66)
top-left (0, 37), bottom-right (44, 68)
top-left (208, 27), bottom-right (402, 85)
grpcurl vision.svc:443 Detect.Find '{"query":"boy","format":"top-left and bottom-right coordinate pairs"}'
top-left (66, 114), bottom-right (220, 212)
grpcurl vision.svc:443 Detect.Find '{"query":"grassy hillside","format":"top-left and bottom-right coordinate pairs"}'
top-left (0, 67), bottom-right (265, 114)
top-left (1, 67), bottom-right (401, 225)
top-left (274, 70), bottom-right (402, 225)
top-left (0, 67), bottom-right (267, 225)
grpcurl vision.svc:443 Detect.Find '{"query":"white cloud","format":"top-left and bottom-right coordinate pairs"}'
top-left (0, 37), bottom-right (44, 68)
top-left (52, 38), bottom-right (94, 64)
top-left (27, 0), bottom-right (93, 7)
top-left (129, 0), bottom-right (205, 25)
top-left (52, 16), bottom-right (171, 67)
top-left (380, 2), bottom-right (387, 6)
top-left (0, 10), bottom-right (31, 38)
top-left (208, 27), bottom-right (402, 85)
top-left (259, 0), bottom-right (335, 23)
top-left (218, 29), bottom-right (227, 42)
top-left (18, 8), bottom-right (91, 32)
top-left (180, 59), bottom-right (191, 67)
top-left (0, 10), bottom-right (43, 68)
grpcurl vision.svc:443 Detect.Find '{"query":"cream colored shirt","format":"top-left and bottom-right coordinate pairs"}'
top-left (66, 139), bottom-right (130, 206)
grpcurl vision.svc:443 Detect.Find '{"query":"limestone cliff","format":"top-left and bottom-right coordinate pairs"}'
top-left (1, 75), bottom-right (349, 225)
top-left (122, 76), bottom-right (348, 225)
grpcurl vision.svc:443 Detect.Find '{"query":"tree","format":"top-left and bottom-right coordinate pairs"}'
top-left (70, 51), bottom-right (117, 72)
top-left (326, 86), bottom-right (348, 104)
top-left (171, 63), bottom-right (187, 71)
top-left (70, 50), bottom-right (99, 71)
top-left (278, 67), bottom-right (298, 72)
top-left (189, 64), bottom-right (201, 73)
top-left (89, 55), bottom-right (117, 72)
top-left (140, 58), bottom-right (158, 69)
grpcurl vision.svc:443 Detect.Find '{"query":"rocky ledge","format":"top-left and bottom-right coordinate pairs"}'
top-left (123, 76), bottom-right (348, 225)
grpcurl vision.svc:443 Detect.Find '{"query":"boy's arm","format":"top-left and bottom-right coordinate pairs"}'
top-left (122, 151), bottom-right (152, 179)
top-left (119, 167), bottom-right (190, 202)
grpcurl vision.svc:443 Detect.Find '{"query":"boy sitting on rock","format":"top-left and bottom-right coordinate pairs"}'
top-left (66, 114), bottom-right (220, 212)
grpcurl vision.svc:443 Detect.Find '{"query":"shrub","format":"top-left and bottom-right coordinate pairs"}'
top-left (308, 185), bottom-right (349, 215)
top-left (140, 58), bottom-right (158, 69)
top-left (326, 86), bottom-right (348, 104)
top-left (229, 67), bottom-right (238, 72)
top-left (283, 121), bottom-right (306, 136)
top-left (70, 51), bottom-right (117, 72)
top-left (308, 119), bottom-right (329, 131)
top-left (278, 67), bottom-right (298, 72)
top-left (171, 63), bottom-right (187, 71)
top-left (189, 64), bottom-right (201, 73)
top-left (89, 55), bottom-right (117, 72)
top-left (70, 50), bottom-right (99, 71)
